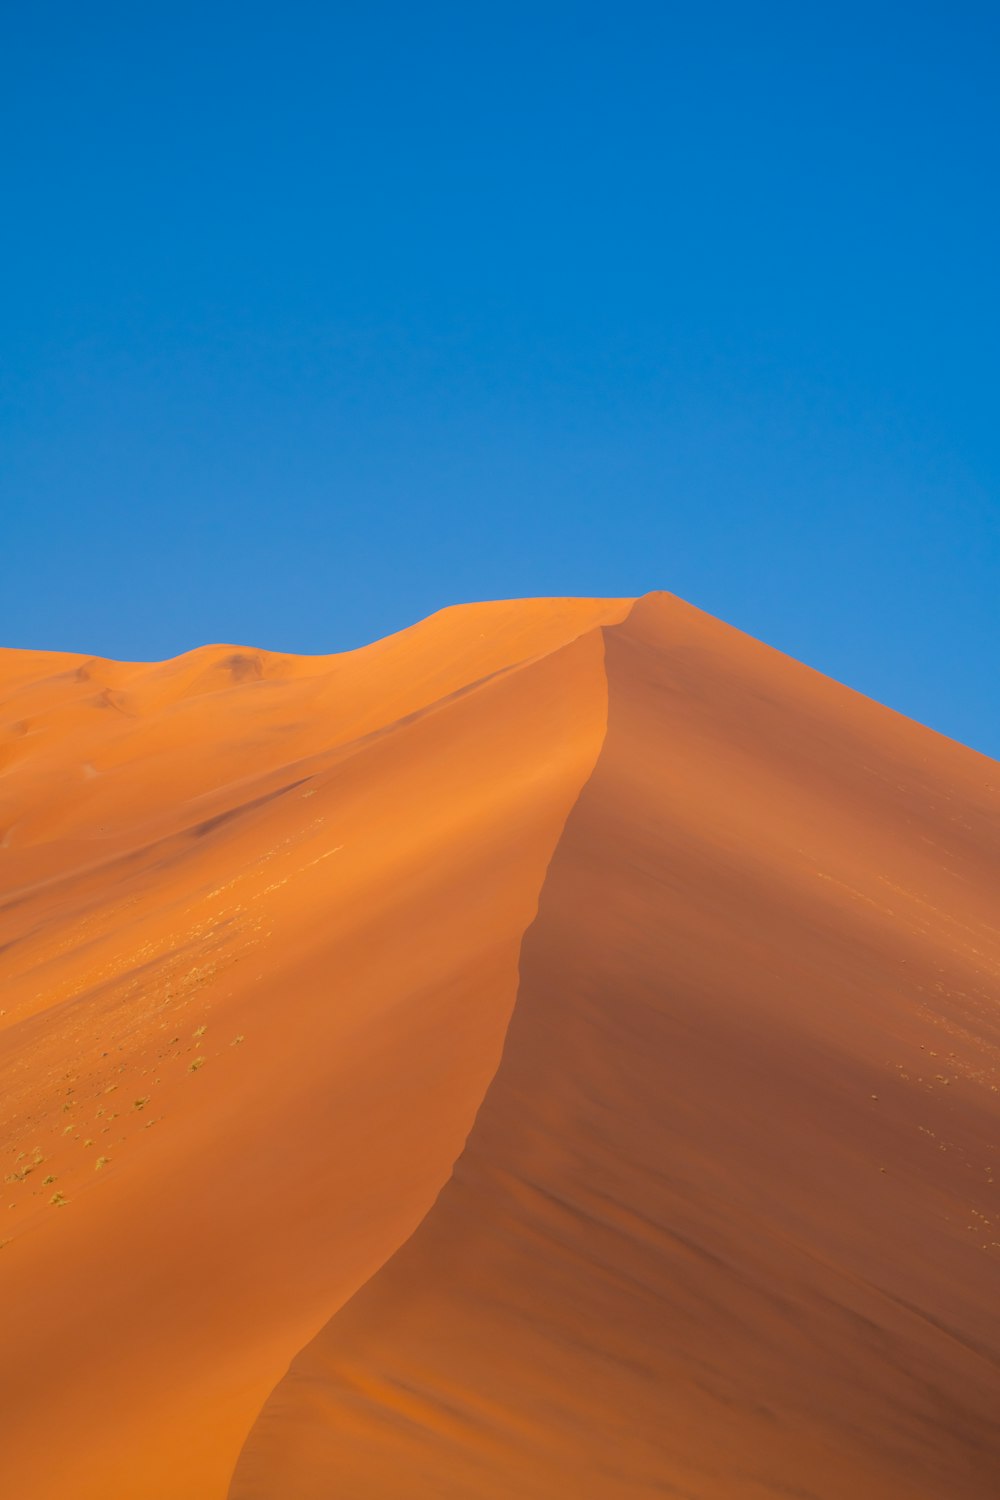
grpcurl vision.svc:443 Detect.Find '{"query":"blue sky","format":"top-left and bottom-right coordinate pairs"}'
top-left (3, 3), bottom-right (998, 755)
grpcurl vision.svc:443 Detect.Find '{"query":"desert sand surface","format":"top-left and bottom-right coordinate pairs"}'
top-left (2, 594), bottom-right (999, 1498)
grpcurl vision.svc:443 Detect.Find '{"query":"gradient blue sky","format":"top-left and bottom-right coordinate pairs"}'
top-left (3, 3), bottom-right (998, 754)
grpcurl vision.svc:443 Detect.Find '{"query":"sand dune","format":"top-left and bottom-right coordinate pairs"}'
top-left (2, 595), bottom-right (998, 1498)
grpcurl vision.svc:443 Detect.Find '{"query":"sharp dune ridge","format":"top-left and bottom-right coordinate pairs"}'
top-left (1, 594), bottom-right (998, 1499)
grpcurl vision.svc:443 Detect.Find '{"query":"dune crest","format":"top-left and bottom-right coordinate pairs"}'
top-left (229, 594), bottom-right (1000, 1499)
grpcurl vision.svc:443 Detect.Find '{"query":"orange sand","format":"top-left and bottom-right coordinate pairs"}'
top-left (2, 595), bottom-right (998, 1498)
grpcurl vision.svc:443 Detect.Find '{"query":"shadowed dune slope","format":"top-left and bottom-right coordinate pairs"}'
top-left (0, 597), bottom-right (627, 1499)
top-left (229, 593), bottom-right (1000, 1500)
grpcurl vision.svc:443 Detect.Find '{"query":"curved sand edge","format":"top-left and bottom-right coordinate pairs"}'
top-left (228, 593), bottom-right (1000, 1499)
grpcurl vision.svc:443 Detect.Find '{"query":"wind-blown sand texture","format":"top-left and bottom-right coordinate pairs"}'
top-left (2, 594), bottom-right (998, 1498)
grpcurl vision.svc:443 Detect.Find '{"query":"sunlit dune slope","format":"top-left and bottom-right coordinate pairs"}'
top-left (229, 594), bottom-right (1000, 1500)
top-left (0, 597), bottom-right (628, 1499)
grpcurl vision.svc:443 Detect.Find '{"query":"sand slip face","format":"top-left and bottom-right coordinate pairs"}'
top-left (0, 597), bottom-right (627, 1499)
top-left (229, 594), bottom-right (1000, 1499)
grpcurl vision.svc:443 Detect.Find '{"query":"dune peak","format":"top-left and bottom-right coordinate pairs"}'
top-left (1, 594), bottom-right (997, 1500)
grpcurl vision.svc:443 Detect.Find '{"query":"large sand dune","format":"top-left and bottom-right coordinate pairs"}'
top-left (2, 595), bottom-right (998, 1498)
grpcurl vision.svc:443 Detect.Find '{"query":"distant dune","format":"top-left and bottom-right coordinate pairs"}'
top-left (1, 595), bottom-right (998, 1498)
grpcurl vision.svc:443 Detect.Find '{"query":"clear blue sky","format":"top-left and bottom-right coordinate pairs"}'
top-left (3, 3), bottom-right (998, 755)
